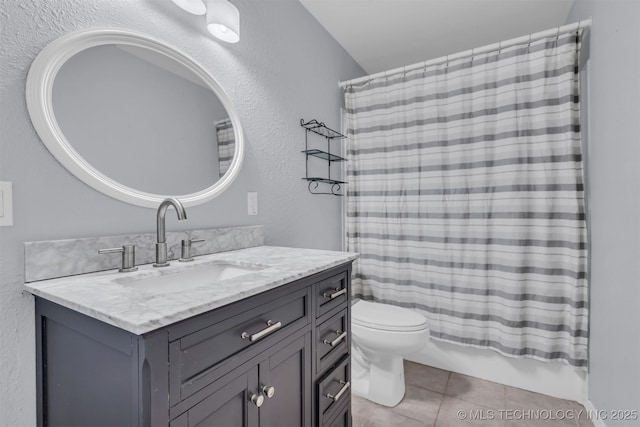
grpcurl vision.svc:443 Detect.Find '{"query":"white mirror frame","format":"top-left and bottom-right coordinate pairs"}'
top-left (26, 28), bottom-right (244, 208)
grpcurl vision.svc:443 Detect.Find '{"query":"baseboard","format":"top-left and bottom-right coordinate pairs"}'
top-left (405, 338), bottom-right (588, 402)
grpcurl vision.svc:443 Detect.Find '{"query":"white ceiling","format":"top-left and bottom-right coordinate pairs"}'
top-left (299, 0), bottom-right (575, 75)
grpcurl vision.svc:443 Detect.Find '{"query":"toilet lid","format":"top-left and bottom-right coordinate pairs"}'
top-left (352, 300), bottom-right (428, 332)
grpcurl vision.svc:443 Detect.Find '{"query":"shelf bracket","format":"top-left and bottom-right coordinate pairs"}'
top-left (308, 181), bottom-right (343, 196)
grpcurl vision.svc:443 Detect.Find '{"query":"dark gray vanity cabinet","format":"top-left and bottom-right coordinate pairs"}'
top-left (35, 262), bottom-right (352, 427)
top-left (170, 332), bottom-right (311, 427)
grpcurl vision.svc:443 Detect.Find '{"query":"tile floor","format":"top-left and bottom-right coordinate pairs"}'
top-left (352, 361), bottom-right (595, 427)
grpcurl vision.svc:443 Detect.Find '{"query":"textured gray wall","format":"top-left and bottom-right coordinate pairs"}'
top-left (567, 1), bottom-right (640, 422)
top-left (0, 0), bottom-right (363, 424)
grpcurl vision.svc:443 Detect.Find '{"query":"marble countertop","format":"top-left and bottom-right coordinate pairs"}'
top-left (24, 246), bottom-right (358, 335)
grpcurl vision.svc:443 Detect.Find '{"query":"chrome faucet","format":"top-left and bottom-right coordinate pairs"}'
top-left (153, 197), bottom-right (187, 267)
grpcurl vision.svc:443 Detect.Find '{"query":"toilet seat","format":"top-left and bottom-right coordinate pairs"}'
top-left (352, 300), bottom-right (428, 332)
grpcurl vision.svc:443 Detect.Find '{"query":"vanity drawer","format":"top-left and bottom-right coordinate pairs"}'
top-left (316, 271), bottom-right (349, 318)
top-left (317, 355), bottom-right (351, 426)
top-left (169, 286), bottom-right (310, 404)
top-left (324, 398), bottom-right (352, 427)
top-left (316, 308), bottom-right (349, 374)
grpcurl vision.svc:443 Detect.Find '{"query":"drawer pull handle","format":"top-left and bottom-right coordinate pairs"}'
top-left (241, 320), bottom-right (282, 342)
top-left (323, 330), bottom-right (347, 347)
top-left (325, 380), bottom-right (350, 402)
top-left (323, 287), bottom-right (346, 299)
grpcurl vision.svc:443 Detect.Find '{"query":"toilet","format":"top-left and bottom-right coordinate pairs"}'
top-left (351, 300), bottom-right (430, 407)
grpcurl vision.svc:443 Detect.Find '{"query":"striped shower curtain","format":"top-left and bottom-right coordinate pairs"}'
top-left (344, 30), bottom-right (588, 368)
top-left (216, 118), bottom-right (235, 178)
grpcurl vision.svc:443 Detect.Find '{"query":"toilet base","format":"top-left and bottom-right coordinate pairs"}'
top-left (351, 351), bottom-right (406, 407)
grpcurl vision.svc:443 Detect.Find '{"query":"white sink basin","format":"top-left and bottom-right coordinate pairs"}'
top-left (114, 261), bottom-right (266, 293)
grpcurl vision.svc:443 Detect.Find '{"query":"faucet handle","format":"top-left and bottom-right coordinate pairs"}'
top-left (179, 239), bottom-right (205, 262)
top-left (99, 244), bottom-right (138, 273)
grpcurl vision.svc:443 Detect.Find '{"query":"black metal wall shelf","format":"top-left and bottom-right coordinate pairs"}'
top-left (301, 119), bottom-right (347, 196)
top-left (301, 119), bottom-right (346, 140)
top-left (301, 149), bottom-right (346, 162)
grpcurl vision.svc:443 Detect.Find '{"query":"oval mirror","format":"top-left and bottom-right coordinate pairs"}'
top-left (26, 28), bottom-right (244, 208)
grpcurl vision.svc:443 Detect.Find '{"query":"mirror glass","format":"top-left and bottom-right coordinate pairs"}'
top-left (52, 44), bottom-right (235, 195)
top-left (26, 29), bottom-right (243, 208)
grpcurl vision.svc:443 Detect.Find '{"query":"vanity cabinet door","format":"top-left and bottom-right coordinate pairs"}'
top-left (171, 366), bottom-right (260, 427)
top-left (258, 332), bottom-right (312, 427)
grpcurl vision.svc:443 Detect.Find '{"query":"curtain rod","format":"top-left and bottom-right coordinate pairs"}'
top-left (339, 18), bottom-right (591, 89)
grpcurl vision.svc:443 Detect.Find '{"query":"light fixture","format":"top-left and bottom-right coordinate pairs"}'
top-left (206, 0), bottom-right (240, 43)
top-left (170, 0), bottom-right (206, 15)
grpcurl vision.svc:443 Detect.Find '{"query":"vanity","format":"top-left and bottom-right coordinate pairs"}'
top-left (26, 245), bottom-right (356, 427)
top-left (23, 25), bottom-right (355, 427)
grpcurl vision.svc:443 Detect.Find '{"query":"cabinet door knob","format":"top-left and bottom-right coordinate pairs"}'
top-left (262, 385), bottom-right (276, 399)
top-left (250, 393), bottom-right (264, 407)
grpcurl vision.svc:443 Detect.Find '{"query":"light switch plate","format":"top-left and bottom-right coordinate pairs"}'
top-left (247, 192), bottom-right (258, 215)
top-left (0, 181), bottom-right (13, 226)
